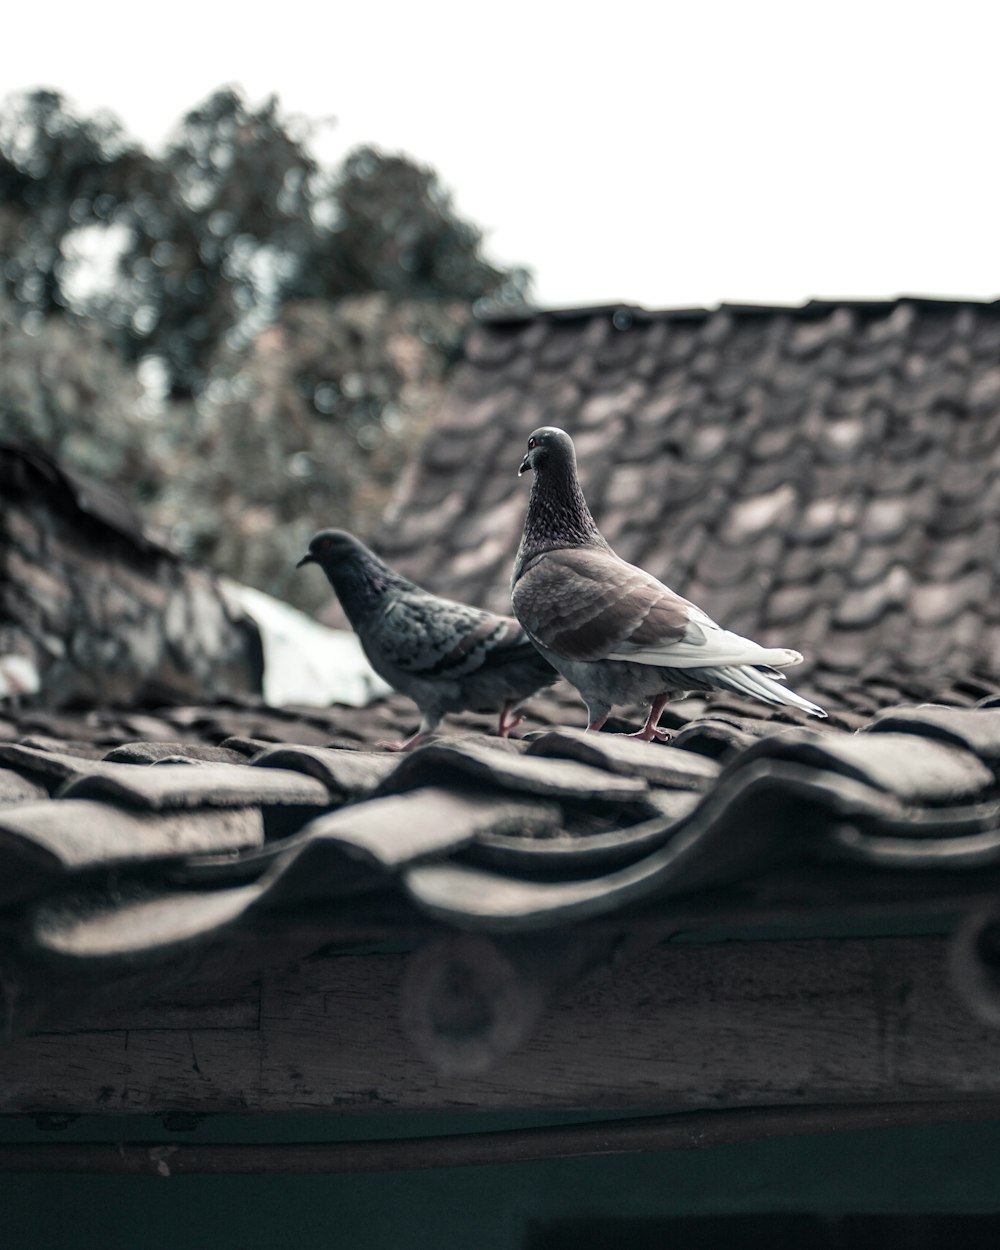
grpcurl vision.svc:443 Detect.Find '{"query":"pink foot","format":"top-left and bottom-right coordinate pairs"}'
top-left (375, 731), bottom-right (431, 753)
top-left (611, 696), bottom-right (671, 743)
top-left (616, 725), bottom-right (671, 743)
top-left (496, 702), bottom-right (526, 738)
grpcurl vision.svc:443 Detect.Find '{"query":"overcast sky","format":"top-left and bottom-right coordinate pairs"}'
top-left (7, 1), bottom-right (999, 309)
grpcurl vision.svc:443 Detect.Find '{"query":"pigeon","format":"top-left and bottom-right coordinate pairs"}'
top-left (511, 427), bottom-right (826, 739)
top-left (298, 529), bottom-right (557, 750)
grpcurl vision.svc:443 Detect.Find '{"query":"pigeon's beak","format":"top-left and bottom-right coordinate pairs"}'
top-left (518, 454), bottom-right (532, 477)
top-left (296, 553), bottom-right (315, 569)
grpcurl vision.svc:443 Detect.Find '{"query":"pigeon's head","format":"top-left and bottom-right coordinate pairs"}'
top-left (518, 427), bottom-right (575, 477)
top-left (296, 528), bottom-right (364, 572)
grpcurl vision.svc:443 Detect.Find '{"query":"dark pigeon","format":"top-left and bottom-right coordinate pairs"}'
top-left (511, 427), bottom-right (826, 739)
top-left (298, 529), bottom-right (557, 751)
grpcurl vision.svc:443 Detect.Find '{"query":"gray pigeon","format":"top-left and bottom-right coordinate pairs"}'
top-left (511, 427), bottom-right (826, 738)
top-left (298, 529), bottom-right (557, 750)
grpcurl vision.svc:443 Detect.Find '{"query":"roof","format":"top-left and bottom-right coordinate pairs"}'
top-left (3, 688), bottom-right (1000, 1043)
top-left (377, 296), bottom-right (1000, 711)
top-left (5, 296), bottom-right (1000, 1084)
top-left (0, 444), bottom-right (265, 705)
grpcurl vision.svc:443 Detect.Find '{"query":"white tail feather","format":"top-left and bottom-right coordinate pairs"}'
top-left (699, 664), bottom-right (827, 718)
top-left (609, 637), bottom-right (804, 671)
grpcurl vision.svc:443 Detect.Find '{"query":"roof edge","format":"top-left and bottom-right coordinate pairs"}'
top-left (480, 294), bottom-right (1000, 328)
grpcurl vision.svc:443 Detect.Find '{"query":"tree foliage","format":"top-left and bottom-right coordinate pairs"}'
top-left (0, 86), bottom-right (530, 396)
top-left (151, 296), bottom-right (471, 611)
top-left (0, 85), bottom-right (529, 609)
top-left (0, 89), bottom-right (148, 318)
top-left (298, 146), bottom-right (530, 306)
top-left (111, 88), bottom-right (322, 395)
top-left (0, 296), bottom-right (166, 502)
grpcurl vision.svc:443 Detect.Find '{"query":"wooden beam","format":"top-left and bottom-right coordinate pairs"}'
top-left (3, 934), bottom-right (1000, 1115)
top-left (399, 932), bottom-right (618, 1075)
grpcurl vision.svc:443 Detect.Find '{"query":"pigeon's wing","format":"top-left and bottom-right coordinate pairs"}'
top-left (375, 588), bottom-right (530, 680)
top-left (513, 548), bottom-right (691, 662)
top-left (514, 548), bottom-right (802, 670)
top-left (611, 604), bottom-right (804, 670)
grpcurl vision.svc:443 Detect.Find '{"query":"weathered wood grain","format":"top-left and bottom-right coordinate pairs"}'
top-left (399, 932), bottom-right (615, 1076)
top-left (2, 934), bottom-right (999, 1115)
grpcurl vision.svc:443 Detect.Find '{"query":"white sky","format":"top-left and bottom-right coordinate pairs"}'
top-left (6, 0), bottom-right (1000, 309)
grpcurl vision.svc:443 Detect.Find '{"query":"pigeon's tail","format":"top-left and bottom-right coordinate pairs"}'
top-left (743, 646), bottom-right (803, 669)
top-left (700, 664), bottom-right (828, 718)
top-left (610, 635), bottom-right (806, 672)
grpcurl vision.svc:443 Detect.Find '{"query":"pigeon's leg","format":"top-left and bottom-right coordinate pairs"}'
top-left (616, 694), bottom-right (671, 742)
top-left (496, 700), bottom-right (525, 738)
top-left (585, 711), bottom-right (610, 733)
top-left (376, 714), bottom-right (438, 752)
top-left (375, 729), bottom-right (429, 753)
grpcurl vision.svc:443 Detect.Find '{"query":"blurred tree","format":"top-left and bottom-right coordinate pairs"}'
top-left (0, 297), bottom-right (170, 505)
top-left (151, 295), bottom-right (470, 612)
top-left (298, 145), bottom-right (530, 308)
top-left (0, 88), bottom-right (323, 397)
top-left (0, 87), bottom-right (530, 396)
top-left (0, 84), bottom-right (533, 610)
top-left (0, 89), bottom-right (149, 318)
top-left (111, 87), bottom-right (322, 397)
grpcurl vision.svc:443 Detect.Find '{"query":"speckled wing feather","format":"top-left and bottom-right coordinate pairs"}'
top-left (514, 547), bottom-right (802, 670)
top-left (513, 548), bottom-right (690, 662)
top-left (374, 589), bottom-right (534, 679)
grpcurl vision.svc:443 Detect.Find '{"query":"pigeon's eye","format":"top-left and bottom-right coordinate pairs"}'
top-left (527, 437), bottom-right (537, 449)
